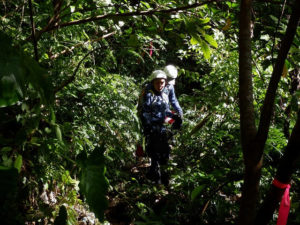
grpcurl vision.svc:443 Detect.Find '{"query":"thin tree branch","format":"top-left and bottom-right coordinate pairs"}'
top-left (39, 0), bottom-right (223, 34)
top-left (54, 47), bottom-right (101, 93)
top-left (271, 0), bottom-right (287, 65)
top-left (190, 112), bottom-right (212, 136)
top-left (19, 0), bottom-right (25, 29)
top-left (59, 3), bottom-right (120, 21)
top-left (256, 0), bottom-right (300, 145)
top-left (201, 173), bottom-right (244, 215)
top-left (32, 0), bottom-right (63, 42)
top-left (28, 0), bottom-right (38, 61)
top-left (50, 31), bottom-right (116, 60)
top-left (256, 0), bottom-right (291, 6)
top-left (252, 58), bottom-right (265, 84)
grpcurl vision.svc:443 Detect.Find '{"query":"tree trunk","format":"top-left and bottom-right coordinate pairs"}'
top-left (255, 110), bottom-right (300, 225)
top-left (256, 0), bottom-right (300, 143)
top-left (238, 0), bottom-right (300, 224)
top-left (238, 0), bottom-right (260, 224)
top-left (254, 1), bottom-right (300, 223)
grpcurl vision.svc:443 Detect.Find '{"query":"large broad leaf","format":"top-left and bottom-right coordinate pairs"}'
top-left (128, 34), bottom-right (140, 47)
top-left (79, 147), bottom-right (108, 222)
top-left (13, 155), bottom-right (22, 173)
top-left (200, 39), bottom-right (211, 60)
top-left (191, 184), bottom-right (206, 201)
top-left (0, 32), bottom-right (53, 107)
top-left (204, 34), bottom-right (218, 48)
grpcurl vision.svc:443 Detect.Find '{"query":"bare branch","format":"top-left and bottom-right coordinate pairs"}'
top-left (28, 0), bottom-right (38, 61)
top-left (190, 112), bottom-right (212, 136)
top-left (39, 0), bottom-right (223, 34)
top-left (54, 47), bottom-right (101, 93)
top-left (19, 0), bottom-right (25, 29)
top-left (33, 0), bottom-right (63, 42)
top-left (271, 0), bottom-right (287, 65)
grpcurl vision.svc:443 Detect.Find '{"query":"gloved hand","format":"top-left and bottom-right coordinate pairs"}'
top-left (171, 114), bottom-right (182, 130)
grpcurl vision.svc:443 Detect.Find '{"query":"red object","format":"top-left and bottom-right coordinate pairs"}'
top-left (136, 144), bottom-right (144, 157)
top-left (165, 117), bottom-right (175, 124)
top-left (149, 41), bottom-right (153, 57)
top-left (272, 179), bottom-right (291, 225)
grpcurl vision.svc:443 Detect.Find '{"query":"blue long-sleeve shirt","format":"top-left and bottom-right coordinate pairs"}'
top-left (141, 84), bottom-right (173, 133)
top-left (167, 84), bottom-right (183, 117)
top-left (142, 82), bottom-right (183, 116)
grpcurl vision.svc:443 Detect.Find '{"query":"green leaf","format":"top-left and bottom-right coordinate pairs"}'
top-left (1, 147), bottom-right (12, 152)
top-left (0, 32), bottom-right (53, 107)
top-left (190, 36), bottom-right (199, 45)
top-left (269, 15), bottom-right (278, 23)
top-left (199, 18), bottom-right (210, 24)
top-left (141, 2), bottom-right (151, 9)
top-left (13, 155), bottom-right (22, 173)
top-left (204, 34), bottom-right (218, 48)
top-left (55, 125), bottom-right (63, 142)
top-left (128, 50), bottom-right (145, 63)
top-left (191, 184), bottom-right (206, 201)
top-left (79, 147), bottom-right (108, 222)
top-left (200, 40), bottom-right (211, 60)
top-left (2, 154), bottom-right (13, 167)
top-left (128, 34), bottom-right (139, 47)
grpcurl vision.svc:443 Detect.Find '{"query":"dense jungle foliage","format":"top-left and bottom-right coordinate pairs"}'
top-left (0, 0), bottom-right (299, 224)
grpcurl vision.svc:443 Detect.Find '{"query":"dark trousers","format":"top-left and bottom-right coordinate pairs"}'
top-left (146, 131), bottom-right (171, 184)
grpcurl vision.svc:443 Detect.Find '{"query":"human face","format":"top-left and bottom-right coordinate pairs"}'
top-left (153, 78), bottom-right (166, 92)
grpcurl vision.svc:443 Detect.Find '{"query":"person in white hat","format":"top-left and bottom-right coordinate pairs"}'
top-left (140, 70), bottom-right (174, 185)
top-left (137, 65), bottom-right (183, 119)
top-left (163, 65), bottom-right (183, 118)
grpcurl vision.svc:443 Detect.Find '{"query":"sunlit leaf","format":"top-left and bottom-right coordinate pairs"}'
top-left (200, 40), bottom-right (211, 60)
top-left (282, 63), bottom-right (288, 77)
top-left (199, 18), bottom-right (210, 24)
top-left (190, 36), bottom-right (199, 45)
top-left (204, 34), bottom-right (218, 48)
top-left (13, 155), bottom-right (22, 173)
top-left (55, 125), bottom-right (63, 142)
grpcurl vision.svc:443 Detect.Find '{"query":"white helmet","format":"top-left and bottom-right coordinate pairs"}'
top-left (150, 70), bottom-right (167, 81)
top-left (164, 65), bottom-right (178, 85)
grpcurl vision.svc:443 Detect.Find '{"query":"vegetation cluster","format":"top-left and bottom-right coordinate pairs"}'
top-left (0, 0), bottom-right (299, 224)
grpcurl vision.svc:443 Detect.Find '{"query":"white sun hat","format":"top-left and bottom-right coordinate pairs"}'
top-left (164, 65), bottom-right (178, 85)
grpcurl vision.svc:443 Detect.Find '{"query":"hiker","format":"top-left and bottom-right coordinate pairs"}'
top-left (136, 65), bottom-right (183, 157)
top-left (137, 64), bottom-right (183, 123)
top-left (140, 70), bottom-right (181, 185)
top-left (163, 65), bottom-right (183, 118)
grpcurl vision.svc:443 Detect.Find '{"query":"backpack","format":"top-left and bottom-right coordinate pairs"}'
top-left (137, 82), bottom-right (150, 120)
